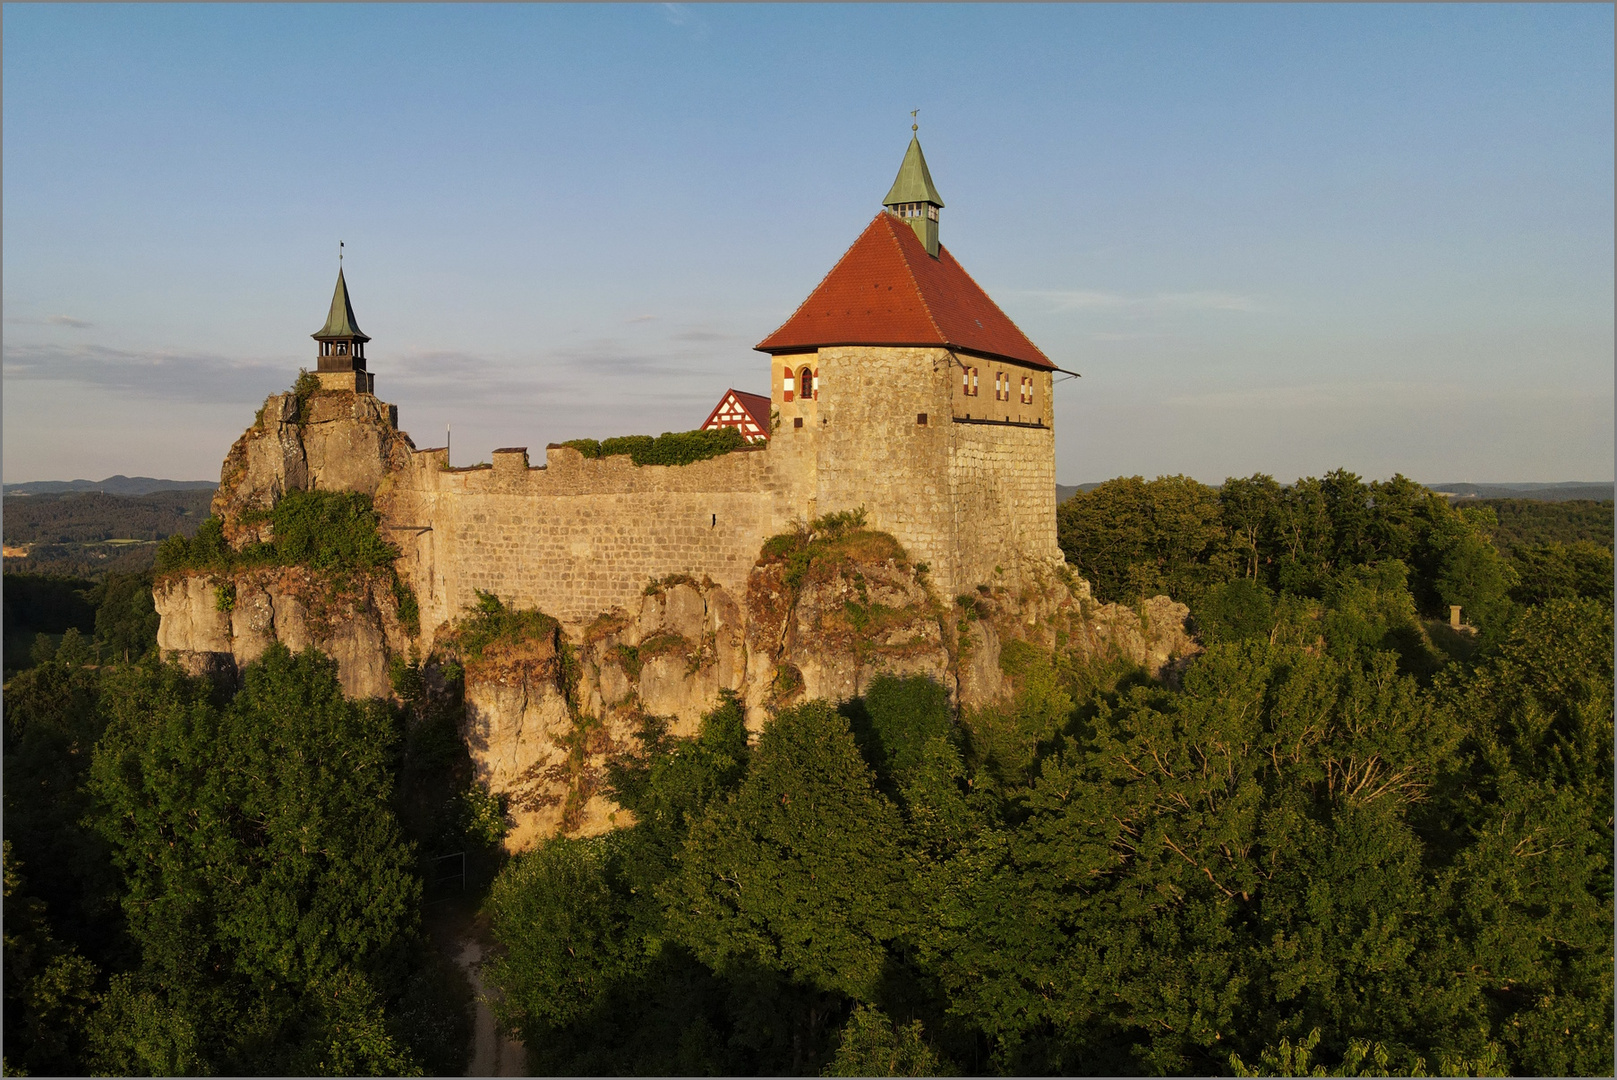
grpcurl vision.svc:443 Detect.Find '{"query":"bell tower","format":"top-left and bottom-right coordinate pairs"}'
top-left (882, 125), bottom-right (944, 257)
top-left (312, 267), bottom-right (374, 393)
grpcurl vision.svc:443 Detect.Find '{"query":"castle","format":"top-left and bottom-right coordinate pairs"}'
top-left (372, 133), bottom-right (1069, 642)
top-left (157, 135), bottom-right (1205, 845)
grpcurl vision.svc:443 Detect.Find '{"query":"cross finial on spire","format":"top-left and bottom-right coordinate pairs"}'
top-left (910, 108), bottom-right (919, 132)
top-left (339, 240), bottom-right (344, 266)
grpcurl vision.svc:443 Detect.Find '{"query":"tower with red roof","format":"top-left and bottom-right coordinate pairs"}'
top-left (753, 131), bottom-right (1067, 598)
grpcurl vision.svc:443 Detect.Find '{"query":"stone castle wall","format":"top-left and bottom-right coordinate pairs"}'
top-left (948, 420), bottom-right (1063, 596)
top-left (379, 435), bottom-right (819, 641)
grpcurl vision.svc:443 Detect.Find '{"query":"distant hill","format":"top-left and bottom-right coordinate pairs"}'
top-left (3, 475), bottom-right (217, 496)
top-left (1427, 481), bottom-right (1614, 503)
top-left (1055, 483), bottom-right (1105, 504)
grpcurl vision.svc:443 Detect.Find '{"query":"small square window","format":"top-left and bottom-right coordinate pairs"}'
top-left (917, 413), bottom-right (928, 426)
top-left (794, 417), bottom-right (803, 429)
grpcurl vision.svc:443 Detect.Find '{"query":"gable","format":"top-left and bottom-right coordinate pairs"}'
top-left (701, 388), bottom-right (770, 441)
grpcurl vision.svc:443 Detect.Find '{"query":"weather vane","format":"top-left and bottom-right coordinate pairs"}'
top-left (910, 108), bottom-right (919, 132)
top-left (339, 240), bottom-right (344, 266)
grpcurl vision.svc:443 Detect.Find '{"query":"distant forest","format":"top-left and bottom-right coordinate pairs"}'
top-left (2, 489), bottom-right (214, 579)
top-left (1481, 498), bottom-right (1614, 549)
top-left (2, 471), bottom-right (1611, 1076)
top-left (4, 489), bottom-right (215, 544)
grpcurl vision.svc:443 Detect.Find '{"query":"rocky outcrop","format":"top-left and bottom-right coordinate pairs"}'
top-left (154, 567), bottom-right (411, 698)
top-left (213, 388), bottom-right (412, 546)
top-left (953, 570), bottom-right (1201, 704)
top-left (450, 534), bottom-right (1200, 853)
top-left (460, 626), bottom-right (614, 852)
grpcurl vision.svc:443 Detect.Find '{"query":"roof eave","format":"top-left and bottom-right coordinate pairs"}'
top-left (754, 340), bottom-right (1055, 371)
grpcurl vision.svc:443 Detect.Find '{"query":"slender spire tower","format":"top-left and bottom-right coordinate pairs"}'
top-left (311, 266), bottom-right (374, 393)
top-left (882, 119), bottom-right (944, 257)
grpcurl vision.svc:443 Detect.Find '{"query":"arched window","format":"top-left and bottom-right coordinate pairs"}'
top-left (799, 366), bottom-right (814, 402)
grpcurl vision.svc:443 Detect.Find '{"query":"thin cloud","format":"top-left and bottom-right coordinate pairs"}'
top-left (2, 341), bottom-right (288, 403)
top-left (673, 328), bottom-right (735, 343)
top-left (626, 314), bottom-right (657, 323)
top-left (658, 2), bottom-right (709, 39)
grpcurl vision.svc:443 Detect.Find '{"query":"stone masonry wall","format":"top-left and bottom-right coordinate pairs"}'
top-left (379, 435), bottom-right (818, 643)
top-left (948, 420), bottom-right (1063, 596)
top-left (810, 345), bottom-right (959, 593)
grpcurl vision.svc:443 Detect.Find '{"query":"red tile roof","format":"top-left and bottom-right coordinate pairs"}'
top-left (755, 212), bottom-right (1053, 370)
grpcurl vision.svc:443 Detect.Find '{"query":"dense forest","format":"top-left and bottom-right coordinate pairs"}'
top-left (3, 489), bottom-right (215, 579)
top-left (2, 472), bottom-right (1611, 1075)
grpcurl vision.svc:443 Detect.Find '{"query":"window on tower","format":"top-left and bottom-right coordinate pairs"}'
top-left (800, 367), bottom-right (814, 401)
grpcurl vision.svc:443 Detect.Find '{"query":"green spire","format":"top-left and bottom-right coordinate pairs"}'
top-left (883, 133), bottom-right (944, 257)
top-left (312, 268), bottom-right (370, 342)
top-left (882, 134), bottom-right (944, 208)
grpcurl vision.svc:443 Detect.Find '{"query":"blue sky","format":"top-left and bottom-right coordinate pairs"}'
top-left (4, 3), bottom-right (1612, 484)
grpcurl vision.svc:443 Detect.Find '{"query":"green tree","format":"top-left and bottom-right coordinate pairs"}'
top-left (824, 1004), bottom-right (955, 1077)
top-left (1440, 599), bottom-right (1614, 1077)
top-left (1057, 475), bottom-right (1231, 603)
top-left (3, 842), bottom-right (101, 1076)
top-left (89, 570), bottom-right (161, 662)
top-left (1434, 531), bottom-right (1518, 631)
top-left (1505, 540), bottom-right (1614, 607)
top-left (485, 694), bottom-right (754, 1075)
top-left (87, 646), bottom-right (423, 1074)
top-left (667, 700), bottom-right (909, 1001)
top-left (1219, 473), bottom-right (1285, 581)
top-left (932, 640), bottom-right (1492, 1074)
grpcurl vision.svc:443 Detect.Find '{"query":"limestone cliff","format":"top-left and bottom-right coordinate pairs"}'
top-left (154, 567), bottom-right (413, 699)
top-left (432, 525), bottom-right (1198, 852)
top-left (213, 387), bottom-right (412, 547)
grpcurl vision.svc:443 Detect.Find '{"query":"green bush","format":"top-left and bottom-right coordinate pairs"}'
top-left (154, 491), bottom-right (399, 577)
top-left (561, 426), bottom-right (744, 467)
top-left (442, 590), bottom-right (558, 662)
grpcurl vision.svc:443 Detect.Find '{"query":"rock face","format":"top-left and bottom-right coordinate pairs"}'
top-left (461, 627), bottom-right (604, 852)
top-left (213, 389), bottom-right (412, 546)
top-left (154, 567), bottom-right (411, 699)
top-left (450, 539), bottom-right (1200, 853)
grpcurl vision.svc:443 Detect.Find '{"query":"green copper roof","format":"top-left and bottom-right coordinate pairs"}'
top-left (311, 268), bottom-right (370, 342)
top-left (882, 135), bottom-right (944, 208)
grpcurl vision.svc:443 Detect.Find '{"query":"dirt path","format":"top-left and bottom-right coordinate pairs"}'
top-left (454, 937), bottom-right (528, 1077)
